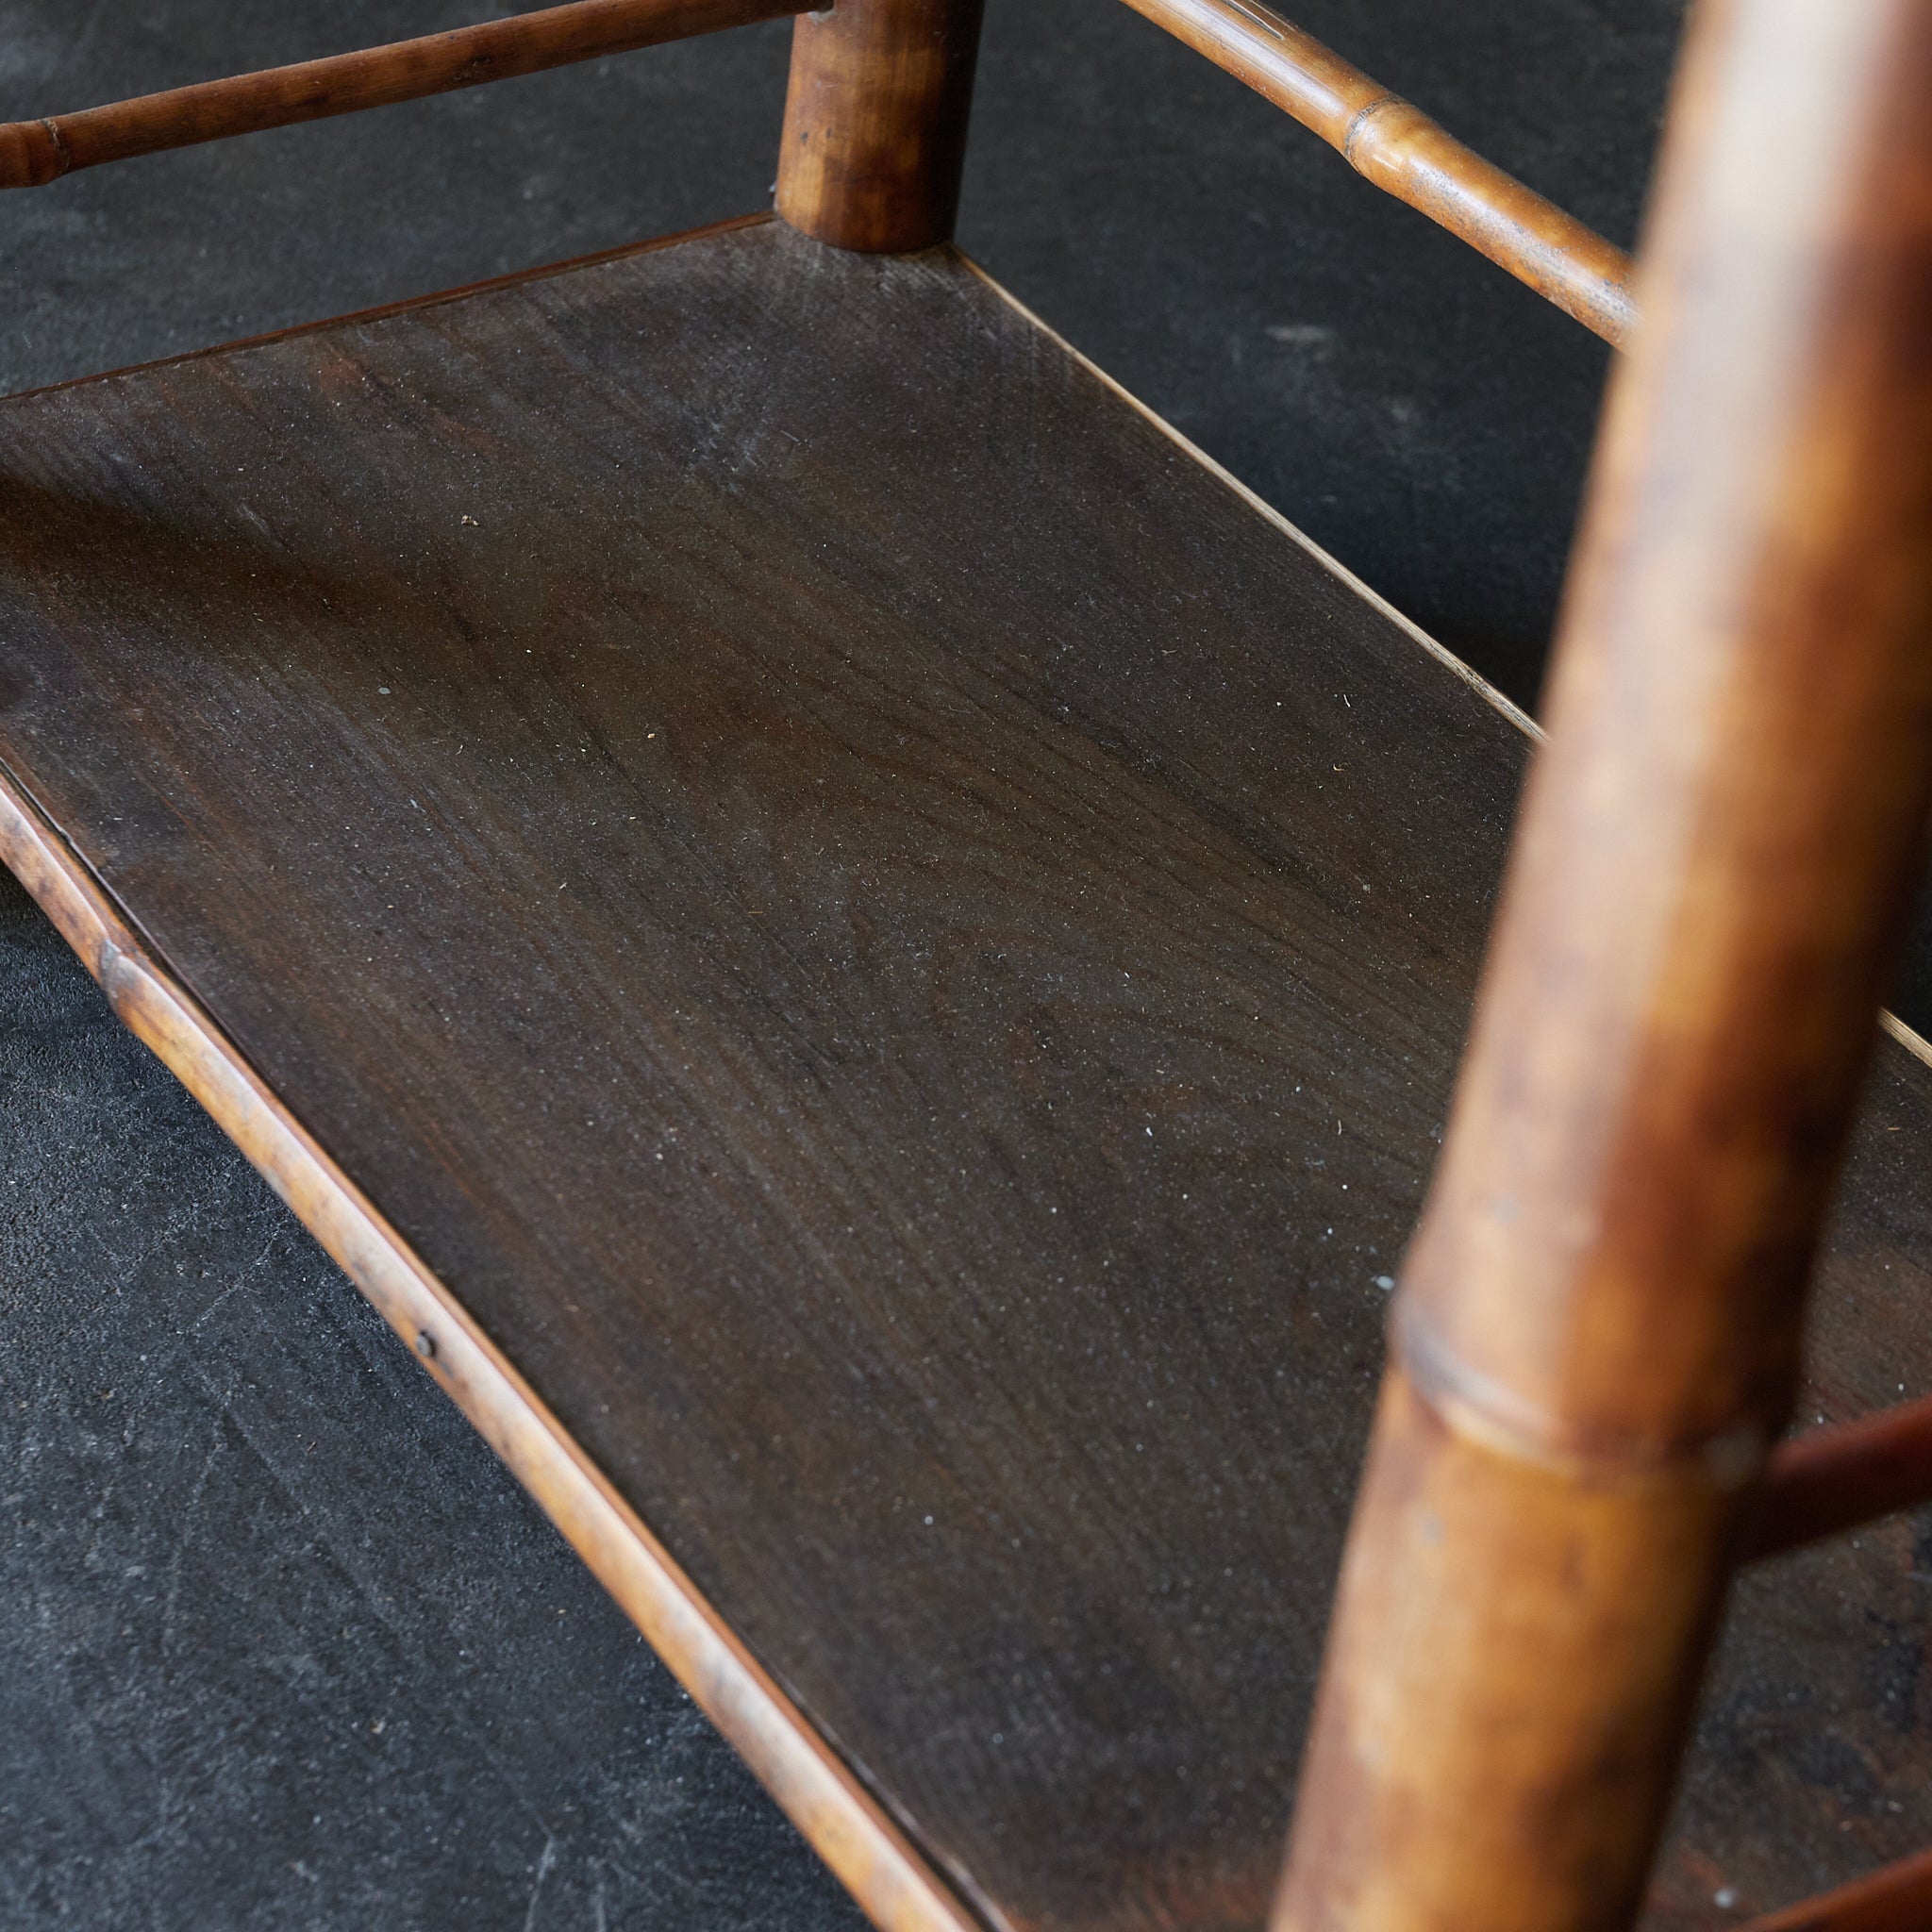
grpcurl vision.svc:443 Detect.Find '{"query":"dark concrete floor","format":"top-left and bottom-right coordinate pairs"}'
top-left (0, 3), bottom-right (1822, 1927)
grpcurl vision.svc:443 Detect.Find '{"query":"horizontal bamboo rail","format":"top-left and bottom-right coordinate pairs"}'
top-left (1741, 1844), bottom-right (1932, 1932)
top-left (1747, 1392), bottom-right (1932, 1560)
top-left (0, 0), bottom-right (802, 189)
top-left (1118, 0), bottom-right (1639, 347)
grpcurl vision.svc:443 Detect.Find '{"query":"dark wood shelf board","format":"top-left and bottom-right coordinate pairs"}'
top-left (0, 213), bottom-right (1926, 1932)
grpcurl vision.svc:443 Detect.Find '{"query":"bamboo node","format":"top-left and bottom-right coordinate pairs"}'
top-left (0, 117), bottom-right (70, 190)
top-left (1338, 92), bottom-right (1405, 173)
top-left (1392, 1299), bottom-right (1772, 1491)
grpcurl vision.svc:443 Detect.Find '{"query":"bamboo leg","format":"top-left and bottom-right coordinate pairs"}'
top-left (774, 0), bottom-right (984, 252)
top-left (1273, 2), bottom-right (1932, 1928)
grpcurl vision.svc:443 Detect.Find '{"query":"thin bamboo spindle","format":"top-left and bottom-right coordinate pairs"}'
top-left (1747, 1392), bottom-right (1932, 1559)
top-left (775, 0), bottom-right (985, 252)
top-left (1117, 0), bottom-right (1637, 346)
top-left (1274, 2), bottom-right (1932, 1928)
top-left (1740, 1845), bottom-right (1932, 1932)
top-left (0, 0), bottom-right (800, 189)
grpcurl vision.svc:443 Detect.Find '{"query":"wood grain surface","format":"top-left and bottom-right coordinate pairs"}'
top-left (0, 719), bottom-right (975, 1932)
top-left (0, 215), bottom-right (1925, 1931)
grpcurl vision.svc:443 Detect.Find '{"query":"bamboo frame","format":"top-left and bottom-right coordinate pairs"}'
top-left (1117, 0), bottom-right (1639, 346)
top-left (7, 0), bottom-right (1928, 1918)
top-left (0, 0), bottom-right (802, 189)
top-left (1741, 1845), bottom-right (1932, 1932)
top-left (1274, 0), bottom-right (1932, 1924)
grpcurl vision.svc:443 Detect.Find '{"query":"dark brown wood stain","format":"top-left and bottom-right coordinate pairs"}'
top-left (0, 214), bottom-right (1923, 1931)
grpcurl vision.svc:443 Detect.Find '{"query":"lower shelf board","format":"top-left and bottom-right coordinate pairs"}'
top-left (1, 211), bottom-right (1927, 1931)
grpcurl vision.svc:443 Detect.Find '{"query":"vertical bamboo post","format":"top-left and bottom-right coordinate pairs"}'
top-left (774, 0), bottom-right (985, 252)
top-left (1273, 3), bottom-right (1932, 1929)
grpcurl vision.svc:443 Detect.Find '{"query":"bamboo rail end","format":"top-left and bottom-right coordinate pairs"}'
top-left (0, 118), bottom-right (69, 190)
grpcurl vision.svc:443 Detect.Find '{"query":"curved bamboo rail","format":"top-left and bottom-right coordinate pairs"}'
top-left (1119, 0), bottom-right (1639, 347)
top-left (0, 0), bottom-right (801, 189)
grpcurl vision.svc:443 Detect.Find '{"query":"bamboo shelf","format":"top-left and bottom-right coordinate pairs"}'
top-left (3, 211), bottom-right (1929, 1932)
